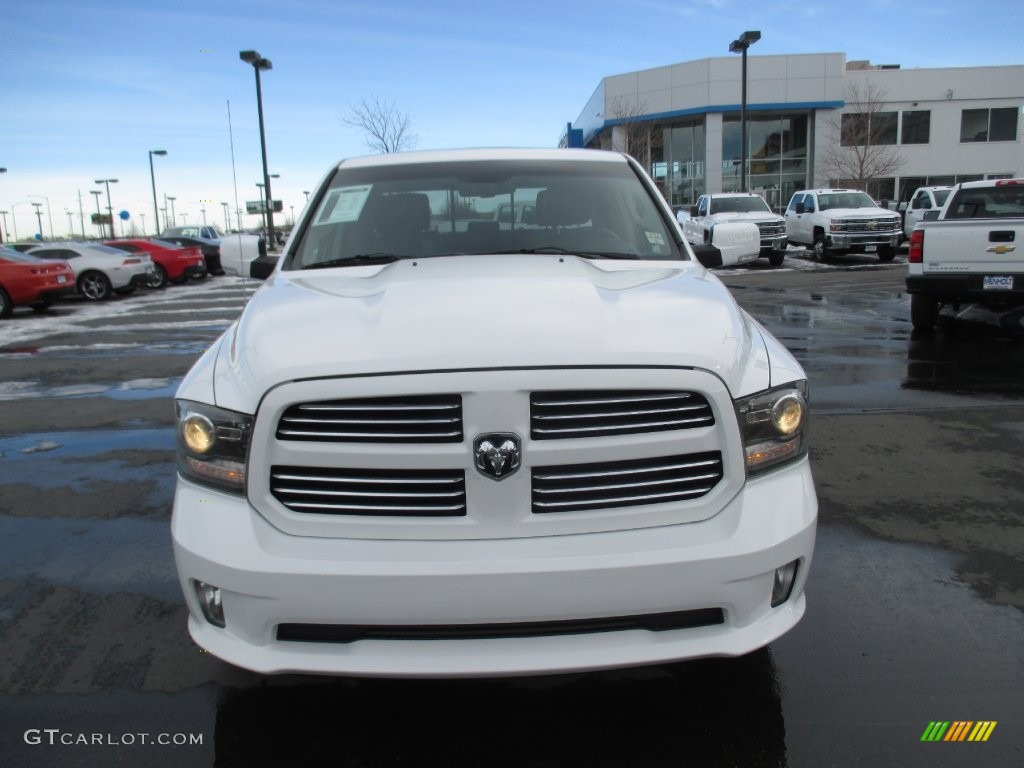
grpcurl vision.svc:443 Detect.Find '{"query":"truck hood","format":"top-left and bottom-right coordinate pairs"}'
top-left (196, 255), bottom-right (782, 413)
top-left (825, 208), bottom-right (899, 220)
top-left (709, 212), bottom-right (781, 223)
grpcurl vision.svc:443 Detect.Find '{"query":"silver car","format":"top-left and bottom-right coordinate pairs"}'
top-left (27, 242), bottom-right (156, 300)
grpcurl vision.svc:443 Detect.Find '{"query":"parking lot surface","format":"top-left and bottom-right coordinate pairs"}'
top-left (1, 254), bottom-right (1022, 766)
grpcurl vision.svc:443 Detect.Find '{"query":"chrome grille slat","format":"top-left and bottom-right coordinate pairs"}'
top-left (271, 465), bottom-right (467, 517)
top-left (276, 394), bottom-right (463, 443)
top-left (532, 452), bottom-right (723, 513)
top-left (534, 457), bottom-right (721, 482)
top-left (531, 390), bottom-right (714, 440)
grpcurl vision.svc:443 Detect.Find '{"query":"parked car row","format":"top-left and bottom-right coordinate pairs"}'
top-left (0, 236), bottom-right (220, 318)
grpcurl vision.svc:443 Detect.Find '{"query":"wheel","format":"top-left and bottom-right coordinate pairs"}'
top-left (768, 251), bottom-right (785, 267)
top-left (811, 233), bottom-right (830, 261)
top-left (910, 293), bottom-right (938, 331)
top-left (878, 246), bottom-right (896, 262)
top-left (77, 271), bottom-right (112, 301)
top-left (0, 287), bottom-right (12, 318)
top-left (146, 264), bottom-right (167, 289)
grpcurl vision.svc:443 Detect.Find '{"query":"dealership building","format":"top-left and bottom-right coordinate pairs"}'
top-left (566, 53), bottom-right (1024, 211)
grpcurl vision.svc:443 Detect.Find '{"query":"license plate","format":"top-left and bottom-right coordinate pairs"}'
top-left (983, 276), bottom-right (1014, 290)
top-left (865, 245), bottom-right (877, 253)
top-left (57, 275), bottom-right (67, 284)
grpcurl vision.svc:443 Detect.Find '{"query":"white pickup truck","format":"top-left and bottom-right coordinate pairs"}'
top-left (683, 193), bottom-right (788, 266)
top-left (902, 186), bottom-right (953, 239)
top-left (784, 188), bottom-right (902, 262)
top-left (171, 148), bottom-right (816, 678)
top-left (906, 178), bottom-right (1024, 330)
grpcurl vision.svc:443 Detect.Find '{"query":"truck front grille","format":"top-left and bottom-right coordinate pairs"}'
top-left (832, 217), bottom-right (900, 234)
top-left (276, 395), bottom-right (463, 443)
top-left (271, 465), bottom-right (467, 516)
top-left (532, 451), bottom-right (723, 513)
top-left (755, 221), bottom-right (785, 237)
top-left (530, 390), bottom-right (714, 440)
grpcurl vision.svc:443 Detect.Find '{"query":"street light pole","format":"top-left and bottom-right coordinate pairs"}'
top-left (95, 178), bottom-right (118, 239)
top-left (167, 196), bottom-right (177, 228)
top-left (31, 202), bottom-right (44, 240)
top-left (90, 191), bottom-right (103, 237)
top-left (729, 30), bottom-right (760, 193)
top-left (149, 149), bottom-right (167, 236)
top-left (221, 202), bottom-right (230, 232)
top-left (240, 49), bottom-right (276, 251)
top-left (256, 182), bottom-right (266, 234)
top-left (28, 195), bottom-right (55, 239)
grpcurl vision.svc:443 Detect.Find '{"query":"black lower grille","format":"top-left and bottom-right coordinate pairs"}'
top-left (277, 608), bottom-right (725, 643)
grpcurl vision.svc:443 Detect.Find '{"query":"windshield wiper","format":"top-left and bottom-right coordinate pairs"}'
top-left (497, 247), bottom-right (641, 260)
top-left (302, 253), bottom-right (403, 269)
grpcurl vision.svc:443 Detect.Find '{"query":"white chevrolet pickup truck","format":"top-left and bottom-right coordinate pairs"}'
top-left (785, 188), bottom-right (902, 261)
top-left (906, 178), bottom-right (1024, 330)
top-left (683, 193), bottom-right (788, 266)
top-left (172, 148), bottom-right (817, 677)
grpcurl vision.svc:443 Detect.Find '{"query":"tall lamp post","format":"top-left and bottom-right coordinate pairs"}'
top-left (89, 191), bottom-right (103, 237)
top-left (28, 194), bottom-right (55, 239)
top-left (167, 196), bottom-right (177, 228)
top-left (240, 49), bottom-right (276, 250)
top-left (31, 202), bottom-right (44, 240)
top-left (729, 30), bottom-right (760, 193)
top-left (149, 149), bottom-right (167, 235)
top-left (95, 178), bottom-right (118, 239)
top-left (221, 202), bottom-right (230, 232)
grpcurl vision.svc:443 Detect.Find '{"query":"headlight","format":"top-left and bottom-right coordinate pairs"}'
top-left (734, 382), bottom-right (809, 474)
top-left (175, 400), bottom-right (253, 493)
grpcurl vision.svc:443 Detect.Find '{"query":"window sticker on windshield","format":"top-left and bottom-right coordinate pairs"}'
top-left (645, 231), bottom-right (666, 246)
top-left (315, 185), bottom-right (373, 225)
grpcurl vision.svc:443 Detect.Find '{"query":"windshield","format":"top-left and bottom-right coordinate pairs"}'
top-left (817, 192), bottom-right (877, 210)
top-left (288, 158), bottom-right (683, 269)
top-left (710, 196), bottom-right (771, 214)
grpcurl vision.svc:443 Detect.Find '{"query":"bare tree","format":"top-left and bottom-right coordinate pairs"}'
top-left (820, 81), bottom-right (903, 192)
top-left (608, 96), bottom-right (661, 171)
top-left (342, 97), bottom-right (417, 154)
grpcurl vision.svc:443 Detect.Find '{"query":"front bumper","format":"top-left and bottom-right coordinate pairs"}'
top-left (759, 235), bottom-right (787, 253)
top-left (172, 458), bottom-right (817, 678)
top-left (827, 232), bottom-right (900, 250)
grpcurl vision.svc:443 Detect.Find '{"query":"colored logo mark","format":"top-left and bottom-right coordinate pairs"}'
top-left (921, 721), bottom-right (997, 742)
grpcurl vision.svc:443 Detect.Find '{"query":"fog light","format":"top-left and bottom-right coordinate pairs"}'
top-left (771, 561), bottom-right (799, 607)
top-left (194, 580), bottom-right (225, 627)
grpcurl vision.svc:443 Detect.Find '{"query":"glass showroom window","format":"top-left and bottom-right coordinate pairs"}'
top-left (723, 114), bottom-right (808, 210)
top-left (664, 121), bottom-right (706, 206)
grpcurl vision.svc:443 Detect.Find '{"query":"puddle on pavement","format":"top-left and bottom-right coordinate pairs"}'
top-left (0, 378), bottom-right (180, 401)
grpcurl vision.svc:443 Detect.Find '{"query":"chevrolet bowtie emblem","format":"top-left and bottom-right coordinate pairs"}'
top-left (987, 245), bottom-right (1016, 254)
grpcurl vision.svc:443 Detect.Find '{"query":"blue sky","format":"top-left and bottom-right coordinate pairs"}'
top-left (2, 0), bottom-right (1023, 240)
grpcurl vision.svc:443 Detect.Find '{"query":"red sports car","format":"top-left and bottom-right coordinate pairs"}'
top-left (104, 238), bottom-right (207, 288)
top-left (0, 246), bottom-right (76, 317)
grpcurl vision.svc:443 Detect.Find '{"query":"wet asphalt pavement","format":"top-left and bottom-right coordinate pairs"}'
top-left (0, 251), bottom-right (1022, 767)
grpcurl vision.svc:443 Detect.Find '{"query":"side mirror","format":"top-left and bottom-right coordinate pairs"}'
top-left (249, 253), bottom-right (279, 280)
top-left (923, 210), bottom-right (940, 222)
top-left (689, 205), bottom-right (699, 218)
top-left (690, 243), bottom-right (723, 268)
top-left (795, 202), bottom-right (805, 214)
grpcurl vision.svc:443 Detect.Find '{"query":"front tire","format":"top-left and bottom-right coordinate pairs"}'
top-left (768, 251), bottom-right (785, 267)
top-left (78, 271), bottom-right (112, 301)
top-left (812, 233), bottom-right (830, 261)
top-left (910, 294), bottom-right (938, 331)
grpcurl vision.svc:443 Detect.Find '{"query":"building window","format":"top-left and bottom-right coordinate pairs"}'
top-left (841, 111), bottom-right (898, 146)
top-left (901, 111), bottom-right (930, 144)
top-left (664, 121), bottom-right (706, 206)
top-left (961, 107), bottom-right (1019, 142)
top-left (723, 113), bottom-right (809, 211)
